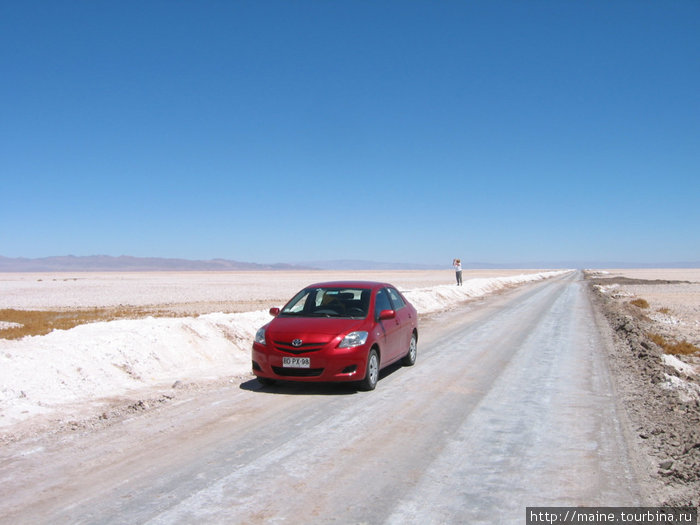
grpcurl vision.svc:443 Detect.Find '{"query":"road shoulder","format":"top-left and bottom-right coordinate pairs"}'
top-left (586, 276), bottom-right (700, 507)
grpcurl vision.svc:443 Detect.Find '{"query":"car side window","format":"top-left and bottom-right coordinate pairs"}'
top-left (375, 289), bottom-right (392, 317)
top-left (387, 287), bottom-right (406, 310)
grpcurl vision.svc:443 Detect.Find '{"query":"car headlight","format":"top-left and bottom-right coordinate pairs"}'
top-left (339, 331), bottom-right (368, 348)
top-left (255, 327), bottom-right (267, 345)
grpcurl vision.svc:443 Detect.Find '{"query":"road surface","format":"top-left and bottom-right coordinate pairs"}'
top-left (0, 271), bottom-right (642, 524)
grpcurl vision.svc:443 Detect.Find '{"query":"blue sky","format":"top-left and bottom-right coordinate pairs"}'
top-left (2, 1), bottom-right (698, 266)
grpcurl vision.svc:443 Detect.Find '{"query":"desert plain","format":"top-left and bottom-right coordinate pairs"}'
top-left (0, 268), bottom-right (550, 313)
top-left (2, 267), bottom-right (696, 344)
top-left (591, 268), bottom-right (700, 349)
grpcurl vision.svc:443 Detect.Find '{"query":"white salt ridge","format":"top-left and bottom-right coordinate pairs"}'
top-left (661, 374), bottom-right (700, 403)
top-left (661, 354), bottom-right (700, 403)
top-left (662, 353), bottom-right (697, 376)
top-left (0, 271), bottom-right (568, 427)
top-left (649, 312), bottom-right (683, 326)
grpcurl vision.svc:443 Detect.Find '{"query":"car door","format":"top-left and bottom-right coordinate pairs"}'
top-left (386, 286), bottom-right (414, 359)
top-left (374, 288), bottom-right (403, 363)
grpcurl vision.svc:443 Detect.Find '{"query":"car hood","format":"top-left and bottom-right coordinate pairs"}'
top-left (267, 316), bottom-right (367, 341)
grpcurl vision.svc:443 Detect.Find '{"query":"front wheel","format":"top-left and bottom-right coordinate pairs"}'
top-left (402, 333), bottom-right (417, 366)
top-left (358, 348), bottom-right (379, 391)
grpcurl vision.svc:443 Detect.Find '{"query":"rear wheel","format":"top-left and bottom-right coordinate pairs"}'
top-left (358, 348), bottom-right (379, 391)
top-left (402, 333), bottom-right (417, 366)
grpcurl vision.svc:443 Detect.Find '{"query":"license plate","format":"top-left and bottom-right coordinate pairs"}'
top-left (283, 357), bottom-right (310, 368)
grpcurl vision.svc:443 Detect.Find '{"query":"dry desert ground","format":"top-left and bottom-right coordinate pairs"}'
top-left (592, 268), bottom-right (700, 348)
top-left (0, 269), bottom-right (547, 314)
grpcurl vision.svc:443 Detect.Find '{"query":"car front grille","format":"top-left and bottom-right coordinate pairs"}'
top-left (272, 341), bottom-right (325, 354)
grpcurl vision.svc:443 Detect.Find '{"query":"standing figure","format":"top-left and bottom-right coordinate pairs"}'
top-left (453, 258), bottom-right (463, 286)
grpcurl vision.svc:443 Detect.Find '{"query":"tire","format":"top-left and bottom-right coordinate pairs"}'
top-left (257, 376), bottom-right (276, 386)
top-left (402, 332), bottom-right (417, 366)
top-left (358, 348), bottom-right (379, 391)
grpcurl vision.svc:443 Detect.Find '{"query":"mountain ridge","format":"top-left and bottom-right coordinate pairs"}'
top-left (0, 255), bottom-right (697, 272)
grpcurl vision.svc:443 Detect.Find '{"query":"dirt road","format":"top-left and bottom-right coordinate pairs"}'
top-left (0, 272), bottom-right (644, 524)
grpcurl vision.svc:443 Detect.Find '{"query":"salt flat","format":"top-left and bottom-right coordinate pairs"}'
top-left (596, 268), bottom-right (700, 346)
top-left (0, 269), bottom-right (550, 313)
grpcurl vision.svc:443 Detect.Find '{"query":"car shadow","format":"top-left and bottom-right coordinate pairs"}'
top-left (239, 361), bottom-right (405, 396)
top-left (239, 379), bottom-right (358, 396)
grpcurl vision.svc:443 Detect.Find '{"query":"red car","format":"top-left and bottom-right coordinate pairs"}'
top-left (252, 281), bottom-right (418, 390)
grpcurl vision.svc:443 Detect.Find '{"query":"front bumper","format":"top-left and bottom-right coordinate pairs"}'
top-left (252, 342), bottom-right (370, 382)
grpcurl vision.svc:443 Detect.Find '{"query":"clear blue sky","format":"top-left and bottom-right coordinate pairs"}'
top-left (2, 1), bottom-right (698, 266)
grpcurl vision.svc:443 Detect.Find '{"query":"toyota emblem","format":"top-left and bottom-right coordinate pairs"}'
top-left (292, 339), bottom-right (303, 347)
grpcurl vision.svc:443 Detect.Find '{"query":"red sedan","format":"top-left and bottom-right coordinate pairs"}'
top-left (252, 281), bottom-right (418, 390)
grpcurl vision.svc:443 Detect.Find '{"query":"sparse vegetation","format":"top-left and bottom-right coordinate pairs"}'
top-left (630, 298), bottom-right (650, 309)
top-left (0, 307), bottom-right (174, 340)
top-left (657, 307), bottom-right (671, 315)
top-left (648, 332), bottom-right (700, 356)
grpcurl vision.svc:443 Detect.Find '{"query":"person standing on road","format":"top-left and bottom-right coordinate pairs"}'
top-left (453, 258), bottom-right (463, 286)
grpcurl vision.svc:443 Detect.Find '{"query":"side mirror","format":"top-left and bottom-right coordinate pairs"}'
top-left (269, 307), bottom-right (280, 317)
top-left (378, 309), bottom-right (396, 321)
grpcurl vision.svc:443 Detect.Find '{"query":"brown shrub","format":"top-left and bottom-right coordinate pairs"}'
top-left (0, 307), bottom-right (168, 340)
top-left (648, 332), bottom-right (700, 356)
top-left (630, 298), bottom-right (650, 309)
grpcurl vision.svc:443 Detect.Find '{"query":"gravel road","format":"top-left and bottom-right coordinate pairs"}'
top-left (0, 272), bottom-right (644, 524)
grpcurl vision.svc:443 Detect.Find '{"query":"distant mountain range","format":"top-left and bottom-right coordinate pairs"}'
top-left (300, 259), bottom-right (442, 270)
top-left (0, 255), bottom-right (697, 272)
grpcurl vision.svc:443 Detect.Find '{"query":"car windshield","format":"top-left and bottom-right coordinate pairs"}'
top-left (280, 287), bottom-right (371, 318)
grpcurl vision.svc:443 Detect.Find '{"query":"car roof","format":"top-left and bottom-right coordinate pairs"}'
top-left (304, 281), bottom-right (394, 290)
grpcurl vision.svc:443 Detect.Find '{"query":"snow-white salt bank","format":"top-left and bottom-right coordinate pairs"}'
top-left (0, 271), bottom-right (569, 427)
